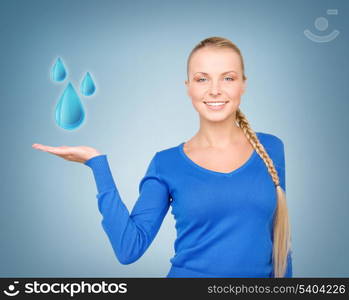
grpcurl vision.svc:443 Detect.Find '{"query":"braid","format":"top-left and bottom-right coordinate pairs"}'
top-left (235, 107), bottom-right (292, 278)
top-left (235, 108), bottom-right (280, 187)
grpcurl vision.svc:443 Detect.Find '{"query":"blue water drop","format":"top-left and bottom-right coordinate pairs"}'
top-left (55, 82), bottom-right (85, 130)
top-left (51, 57), bottom-right (67, 82)
top-left (80, 72), bottom-right (96, 96)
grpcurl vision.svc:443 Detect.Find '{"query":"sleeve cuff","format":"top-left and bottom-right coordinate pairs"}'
top-left (84, 154), bottom-right (116, 194)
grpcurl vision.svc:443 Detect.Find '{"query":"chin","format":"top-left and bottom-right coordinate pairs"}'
top-left (199, 112), bottom-right (234, 123)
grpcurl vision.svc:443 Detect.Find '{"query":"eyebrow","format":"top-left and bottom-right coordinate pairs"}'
top-left (193, 70), bottom-right (238, 76)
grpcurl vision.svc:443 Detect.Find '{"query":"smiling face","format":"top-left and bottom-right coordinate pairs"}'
top-left (185, 47), bottom-right (247, 123)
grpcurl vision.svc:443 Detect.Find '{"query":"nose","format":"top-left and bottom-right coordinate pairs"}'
top-left (208, 80), bottom-right (222, 96)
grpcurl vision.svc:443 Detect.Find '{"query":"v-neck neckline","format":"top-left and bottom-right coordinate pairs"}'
top-left (178, 140), bottom-right (257, 177)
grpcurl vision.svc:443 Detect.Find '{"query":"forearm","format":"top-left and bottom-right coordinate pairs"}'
top-left (84, 154), bottom-right (170, 265)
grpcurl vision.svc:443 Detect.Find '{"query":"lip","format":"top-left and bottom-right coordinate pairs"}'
top-left (203, 101), bottom-right (229, 111)
top-left (203, 101), bottom-right (229, 103)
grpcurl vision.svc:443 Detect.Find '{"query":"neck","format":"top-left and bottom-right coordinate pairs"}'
top-left (196, 114), bottom-right (243, 149)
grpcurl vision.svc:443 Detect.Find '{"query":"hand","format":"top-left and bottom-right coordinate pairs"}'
top-left (32, 143), bottom-right (102, 163)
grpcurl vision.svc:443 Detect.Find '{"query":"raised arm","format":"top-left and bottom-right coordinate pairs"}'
top-left (85, 153), bottom-right (171, 265)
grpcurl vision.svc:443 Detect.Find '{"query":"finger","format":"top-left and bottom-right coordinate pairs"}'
top-left (32, 144), bottom-right (65, 154)
top-left (32, 144), bottom-right (51, 151)
top-left (32, 144), bottom-right (47, 151)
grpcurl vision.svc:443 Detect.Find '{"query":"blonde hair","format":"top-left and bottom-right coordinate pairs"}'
top-left (186, 36), bottom-right (292, 277)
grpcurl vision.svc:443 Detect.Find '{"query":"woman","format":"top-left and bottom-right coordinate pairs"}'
top-left (32, 36), bottom-right (293, 278)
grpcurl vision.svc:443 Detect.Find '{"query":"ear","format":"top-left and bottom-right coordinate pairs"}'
top-left (185, 79), bottom-right (190, 96)
top-left (241, 78), bottom-right (247, 95)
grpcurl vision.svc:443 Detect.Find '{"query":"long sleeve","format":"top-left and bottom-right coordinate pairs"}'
top-left (282, 151), bottom-right (293, 277)
top-left (84, 153), bottom-right (171, 265)
top-left (273, 138), bottom-right (293, 277)
top-left (277, 139), bottom-right (286, 193)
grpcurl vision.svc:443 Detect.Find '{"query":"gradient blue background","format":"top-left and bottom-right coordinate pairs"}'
top-left (1, 0), bottom-right (348, 277)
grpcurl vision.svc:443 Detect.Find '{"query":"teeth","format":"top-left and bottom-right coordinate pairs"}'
top-left (205, 102), bottom-right (226, 106)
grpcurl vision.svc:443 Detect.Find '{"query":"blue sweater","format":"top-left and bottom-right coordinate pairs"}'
top-left (84, 132), bottom-right (292, 278)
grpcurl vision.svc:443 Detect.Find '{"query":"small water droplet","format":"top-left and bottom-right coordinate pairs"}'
top-left (51, 57), bottom-right (67, 82)
top-left (80, 72), bottom-right (96, 96)
top-left (55, 82), bottom-right (85, 130)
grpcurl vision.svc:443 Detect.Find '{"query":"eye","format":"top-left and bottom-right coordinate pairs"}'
top-left (224, 77), bottom-right (234, 81)
top-left (196, 78), bottom-right (207, 82)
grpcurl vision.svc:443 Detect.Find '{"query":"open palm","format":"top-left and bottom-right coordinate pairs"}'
top-left (32, 143), bottom-right (101, 163)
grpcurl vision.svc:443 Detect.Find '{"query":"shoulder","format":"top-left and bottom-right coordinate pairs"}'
top-left (256, 131), bottom-right (285, 168)
top-left (155, 143), bottom-right (180, 158)
top-left (256, 131), bottom-right (284, 148)
top-left (151, 143), bottom-right (182, 167)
